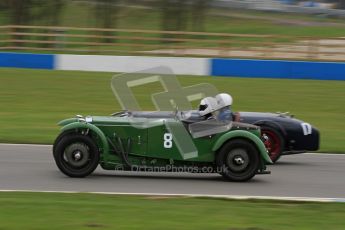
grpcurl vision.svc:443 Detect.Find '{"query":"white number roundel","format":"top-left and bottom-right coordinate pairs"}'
top-left (163, 133), bottom-right (173, 148)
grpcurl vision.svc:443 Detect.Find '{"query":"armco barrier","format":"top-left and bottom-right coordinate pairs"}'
top-left (211, 58), bottom-right (345, 80)
top-left (0, 52), bottom-right (345, 80)
top-left (0, 52), bottom-right (54, 70)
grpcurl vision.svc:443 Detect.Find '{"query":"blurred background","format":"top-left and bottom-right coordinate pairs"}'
top-left (2, 0), bottom-right (345, 60)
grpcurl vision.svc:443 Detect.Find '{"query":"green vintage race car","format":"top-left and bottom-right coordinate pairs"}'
top-left (53, 110), bottom-right (272, 182)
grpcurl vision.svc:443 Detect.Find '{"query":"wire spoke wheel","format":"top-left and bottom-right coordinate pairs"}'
top-left (261, 126), bottom-right (284, 163)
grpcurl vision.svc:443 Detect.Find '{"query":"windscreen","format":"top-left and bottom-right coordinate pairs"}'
top-left (189, 119), bottom-right (232, 138)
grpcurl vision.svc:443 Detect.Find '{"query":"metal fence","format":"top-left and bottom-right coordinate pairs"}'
top-left (1, 25), bottom-right (345, 61)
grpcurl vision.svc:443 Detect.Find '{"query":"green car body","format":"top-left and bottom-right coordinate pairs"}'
top-left (53, 112), bottom-right (272, 182)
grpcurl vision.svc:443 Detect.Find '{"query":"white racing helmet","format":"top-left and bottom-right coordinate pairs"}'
top-left (199, 97), bottom-right (218, 116)
top-left (215, 93), bottom-right (233, 108)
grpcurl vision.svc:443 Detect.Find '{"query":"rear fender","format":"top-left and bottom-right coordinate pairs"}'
top-left (212, 130), bottom-right (272, 164)
top-left (253, 120), bottom-right (286, 136)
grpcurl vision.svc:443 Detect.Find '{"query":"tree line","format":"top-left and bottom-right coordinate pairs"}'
top-left (0, 0), bottom-right (211, 32)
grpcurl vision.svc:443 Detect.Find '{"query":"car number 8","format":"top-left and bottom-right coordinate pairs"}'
top-left (163, 133), bottom-right (173, 148)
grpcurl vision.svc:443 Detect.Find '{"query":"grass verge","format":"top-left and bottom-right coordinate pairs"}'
top-left (0, 68), bottom-right (344, 152)
top-left (0, 192), bottom-right (344, 230)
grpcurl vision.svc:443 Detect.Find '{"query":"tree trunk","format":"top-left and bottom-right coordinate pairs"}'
top-left (191, 0), bottom-right (209, 32)
top-left (94, 0), bottom-right (118, 43)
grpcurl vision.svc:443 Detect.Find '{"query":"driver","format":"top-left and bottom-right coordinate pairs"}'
top-left (198, 93), bottom-right (233, 122)
top-left (198, 97), bottom-right (218, 120)
top-left (215, 93), bottom-right (233, 122)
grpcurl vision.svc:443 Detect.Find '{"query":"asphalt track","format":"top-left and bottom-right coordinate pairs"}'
top-left (1, 144), bottom-right (344, 201)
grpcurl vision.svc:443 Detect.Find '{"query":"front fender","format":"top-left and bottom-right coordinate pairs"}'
top-left (60, 122), bottom-right (109, 155)
top-left (212, 130), bottom-right (272, 164)
top-left (58, 118), bottom-right (78, 126)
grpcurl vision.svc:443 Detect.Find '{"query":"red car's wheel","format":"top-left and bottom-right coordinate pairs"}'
top-left (261, 126), bottom-right (284, 163)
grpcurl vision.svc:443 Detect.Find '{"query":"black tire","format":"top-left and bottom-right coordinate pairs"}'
top-left (260, 126), bottom-right (284, 163)
top-left (216, 139), bottom-right (260, 182)
top-left (53, 133), bottom-right (100, 177)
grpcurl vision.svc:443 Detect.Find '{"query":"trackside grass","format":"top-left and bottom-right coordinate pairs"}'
top-left (0, 68), bottom-right (344, 152)
top-left (0, 192), bottom-right (344, 230)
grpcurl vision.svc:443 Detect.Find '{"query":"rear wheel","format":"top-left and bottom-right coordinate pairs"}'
top-left (216, 139), bottom-right (260, 182)
top-left (53, 133), bottom-right (100, 177)
top-left (261, 126), bottom-right (284, 163)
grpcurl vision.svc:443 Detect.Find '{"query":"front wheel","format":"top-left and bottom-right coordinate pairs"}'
top-left (53, 133), bottom-right (100, 177)
top-left (216, 139), bottom-right (260, 182)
